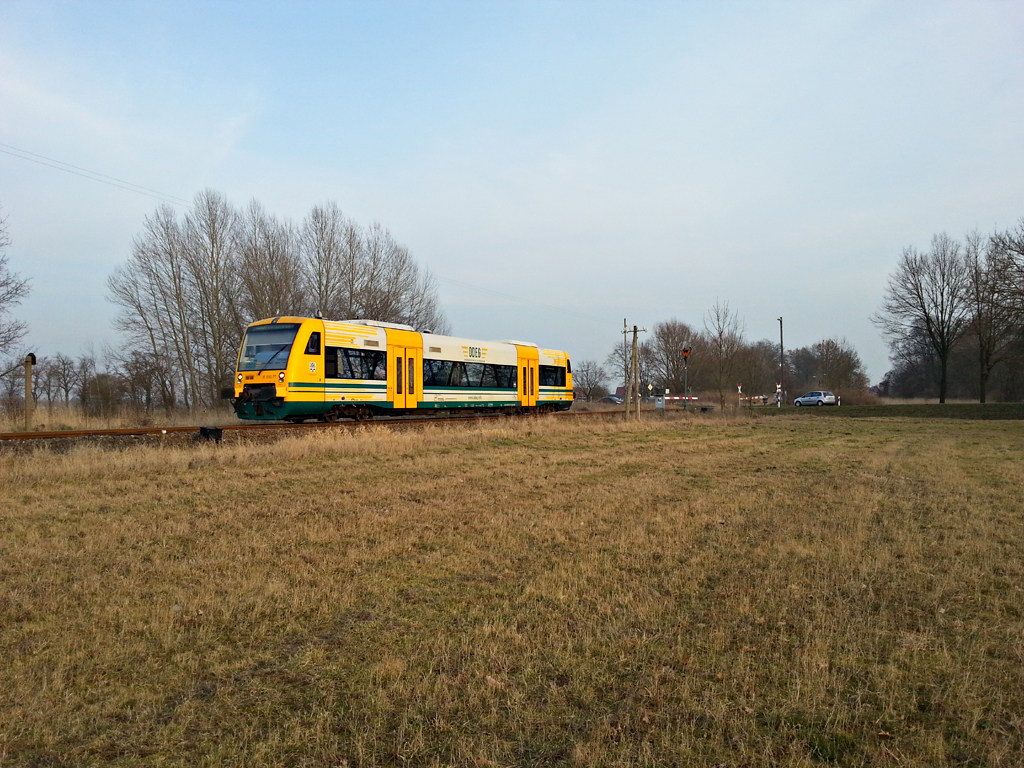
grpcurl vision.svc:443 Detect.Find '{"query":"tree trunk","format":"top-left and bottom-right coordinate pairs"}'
top-left (979, 346), bottom-right (989, 404)
top-left (939, 354), bottom-right (948, 403)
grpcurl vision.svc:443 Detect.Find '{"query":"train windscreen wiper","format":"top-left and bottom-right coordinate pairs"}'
top-left (256, 345), bottom-right (291, 375)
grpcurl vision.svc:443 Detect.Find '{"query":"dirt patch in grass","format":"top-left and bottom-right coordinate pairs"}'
top-left (1, 415), bottom-right (1022, 766)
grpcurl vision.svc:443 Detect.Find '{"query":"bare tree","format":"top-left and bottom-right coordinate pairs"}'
top-left (109, 192), bottom-right (451, 411)
top-left (348, 223), bottom-right (448, 331)
top-left (235, 200), bottom-right (304, 322)
top-left (299, 201), bottom-right (353, 319)
top-left (964, 230), bottom-right (1020, 402)
top-left (874, 233), bottom-right (971, 403)
top-left (33, 355), bottom-right (55, 410)
top-left (604, 336), bottom-right (656, 397)
top-left (75, 353), bottom-right (97, 409)
top-left (604, 334), bottom-right (630, 395)
top-left (704, 299), bottom-right (744, 410)
top-left (0, 352), bottom-right (24, 414)
top-left (648, 319), bottom-right (695, 394)
top-left (572, 360), bottom-right (608, 401)
top-left (814, 338), bottom-right (868, 396)
top-left (108, 204), bottom-right (194, 408)
top-left (50, 353), bottom-right (80, 405)
top-left (182, 189), bottom-right (240, 406)
top-left (734, 339), bottom-right (779, 399)
top-left (991, 218), bottom-right (1024, 311)
top-left (0, 204), bottom-right (30, 354)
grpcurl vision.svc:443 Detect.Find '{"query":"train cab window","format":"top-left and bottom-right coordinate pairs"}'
top-left (238, 323), bottom-right (300, 371)
top-left (566, 358), bottom-right (571, 374)
top-left (304, 332), bottom-right (321, 355)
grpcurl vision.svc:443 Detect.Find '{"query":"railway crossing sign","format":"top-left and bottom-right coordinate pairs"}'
top-left (681, 347), bottom-right (691, 360)
top-left (737, 384), bottom-right (742, 394)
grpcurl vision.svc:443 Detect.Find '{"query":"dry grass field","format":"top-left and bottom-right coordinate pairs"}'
top-left (0, 404), bottom-right (240, 434)
top-left (1, 414), bottom-right (1022, 767)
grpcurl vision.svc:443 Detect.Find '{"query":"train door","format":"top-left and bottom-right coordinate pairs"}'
top-left (292, 323), bottom-right (325, 409)
top-left (516, 347), bottom-right (539, 407)
top-left (386, 329), bottom-right (423, 411)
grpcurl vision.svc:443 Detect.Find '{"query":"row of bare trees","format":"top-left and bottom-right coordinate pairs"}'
top-left (0, 350), bottom-right (132, 418)
top-left (107, 189), bottom-right (449, 410)
top-left (573, 301), bottom-right (868, 407)
top-left (874, 224), bottom-right (1024, 402)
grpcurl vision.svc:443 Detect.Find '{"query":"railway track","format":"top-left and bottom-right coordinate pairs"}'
top-left (0, 409), bottom-right (622, 443)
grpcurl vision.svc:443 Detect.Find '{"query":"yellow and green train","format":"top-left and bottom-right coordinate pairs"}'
top-left (229, 317), bottom-right (573, 421)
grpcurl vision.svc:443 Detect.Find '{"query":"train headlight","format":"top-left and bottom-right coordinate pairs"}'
top-left (278, 371), bottom-right (286, 382)
top-left (237, 373), bottom-right (243, 383)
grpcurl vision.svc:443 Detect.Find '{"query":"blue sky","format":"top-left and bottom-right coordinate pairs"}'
top-left (2, 1), bottom-right (1024, 384)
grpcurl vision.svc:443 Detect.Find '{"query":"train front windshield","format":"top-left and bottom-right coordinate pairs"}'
top-left (238, 323), bottom-right (301, 371)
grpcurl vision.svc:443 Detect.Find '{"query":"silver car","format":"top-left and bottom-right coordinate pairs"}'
top-left (794, 390), bottom-right (837, 406)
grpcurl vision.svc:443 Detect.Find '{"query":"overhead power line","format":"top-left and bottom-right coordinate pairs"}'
top-left (0, 141), bottom-right (191, 207)
top-left (2, 141), bottom-right (609, 328)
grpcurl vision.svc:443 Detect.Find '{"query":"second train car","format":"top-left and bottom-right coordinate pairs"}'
top-left (229, 317), bottom-right (573, 421)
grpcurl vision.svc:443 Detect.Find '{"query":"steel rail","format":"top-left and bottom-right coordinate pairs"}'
top-left (0, 409), bottom-right (620, 442)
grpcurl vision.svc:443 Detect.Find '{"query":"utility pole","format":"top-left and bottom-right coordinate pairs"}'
top-left (778, 317), bottom-right (784, 408)
top-left (621, 322), bottom-right (647, 420)
top-left (24, 353), bottom-right (36, 431)
top-left (682, 345), bottom-right (691, 410)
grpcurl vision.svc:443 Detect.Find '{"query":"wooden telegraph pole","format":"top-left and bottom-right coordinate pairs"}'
top-left (621, 323), bottom-right (646, 420)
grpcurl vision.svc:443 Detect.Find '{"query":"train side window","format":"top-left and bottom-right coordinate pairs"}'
top-left (339, 349), bottom-right (386, 380)
top-left (371, 351), bottom-right (387, 380)
top-left (325, 347), bottom-right (338, 378)
top-left (493, 365), bottom-right (512, 389)
top-left (304, 332), bottom-right (321, 355)
top-left (408, 358), bottom-right (415, 395)
top-left (464, 363), bottom-right (485, 387)
top-left (480, 364), bottom-right (498, 388)
top-left (424, 359), bottom-right (452, 386)
top-left (397, 356), bottom-right (403, 394)
top-left (449, 362), bottom-right (468, 387)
